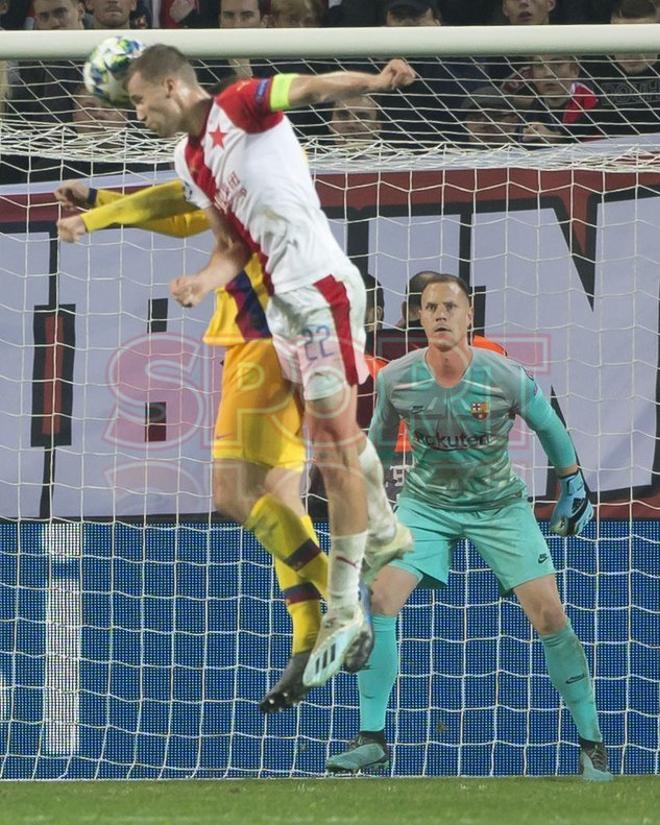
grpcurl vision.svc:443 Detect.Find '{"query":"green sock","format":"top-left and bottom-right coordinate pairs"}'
top-left (357, 614), bottom-right (398, 733)
top-left (541, 619), bottom-right (602, 742)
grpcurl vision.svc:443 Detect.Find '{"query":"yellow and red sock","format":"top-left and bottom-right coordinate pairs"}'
top-left (274, 558), bottom-right (322, 654)
top-left (245, 495), bottom-right (328, 601)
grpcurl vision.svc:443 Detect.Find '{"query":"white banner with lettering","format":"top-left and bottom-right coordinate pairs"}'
top-left (0, 159), bottom-right (658, 519)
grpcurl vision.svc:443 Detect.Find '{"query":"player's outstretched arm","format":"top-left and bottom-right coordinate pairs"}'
top-left (282, 59), bottom-right (416, 109)
top-left (55, 180), bottom-right (206, 243)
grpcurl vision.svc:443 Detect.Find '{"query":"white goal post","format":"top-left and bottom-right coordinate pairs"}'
top-left (0, 25), bottom-right (657, 780)
top-left (0, 23), bottom-right (659, 59)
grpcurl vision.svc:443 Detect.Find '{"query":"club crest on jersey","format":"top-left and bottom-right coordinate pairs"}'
top-left (470, 401), bottom-right (489, 420)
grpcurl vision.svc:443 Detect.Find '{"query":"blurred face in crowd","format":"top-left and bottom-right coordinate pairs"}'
top-left (219, 0), bottom-right (263, 28)
top-left (385, 4), bottom-right (441, 26)
top-left (465, 108), bottom-right (519, 146)
top-left (420, 281), bottom-right (473, 353)
top-left (364, 289), bottom-right (384, 336)
top-left (34, 0), bottom-right (84, 29)
top-left (502, 0), bottom-right (555, 25)
top-left (530, 56), bottom-right (579, 104)
top-left (328, 96), bottom-right (381, 143)
top-left (87, 0), bottom-right (136, 28)
top-left (269, 0), bottom-right (322, 27)
top-left (611, 10), bottom-right (658, 74)
top-left (130, 9), bottom-right (149, 26)
top-left (398, 271), bottom-right (443, 328)
top-left (72, 88), bottom-right (129, 134)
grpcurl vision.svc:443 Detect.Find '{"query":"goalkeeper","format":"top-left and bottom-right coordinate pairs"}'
top-left (55, 178), bottom-right (329, 714)
top-left (327, 273), bottom-right (611, 782)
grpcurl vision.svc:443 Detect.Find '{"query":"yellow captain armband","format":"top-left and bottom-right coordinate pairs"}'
top-left (269, 74), bottom-right (300, 112)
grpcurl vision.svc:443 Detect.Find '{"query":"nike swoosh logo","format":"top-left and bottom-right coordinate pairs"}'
top-left (566, 673), bottom-right (587, 684)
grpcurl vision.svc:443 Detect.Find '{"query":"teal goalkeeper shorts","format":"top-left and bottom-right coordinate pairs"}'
top-left (391, 496), bottom-right (555, 594)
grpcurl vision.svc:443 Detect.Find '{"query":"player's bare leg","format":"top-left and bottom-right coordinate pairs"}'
top-left (303, 385), bottom-right (373, 687)
top-left (515, 575), bottom-right (612, 781)
top-left (213, 458), bottom-right (267, 524)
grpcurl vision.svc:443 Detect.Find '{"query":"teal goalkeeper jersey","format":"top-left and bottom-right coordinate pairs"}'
top-left (369, 347), bottom-right (577, 511)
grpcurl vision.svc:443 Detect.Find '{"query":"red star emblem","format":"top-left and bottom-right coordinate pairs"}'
top-left (209, 127), bottom-right (226, 148)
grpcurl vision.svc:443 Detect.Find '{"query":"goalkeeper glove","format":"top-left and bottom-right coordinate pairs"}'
top-left (550, 471), bottom-right (593, 537)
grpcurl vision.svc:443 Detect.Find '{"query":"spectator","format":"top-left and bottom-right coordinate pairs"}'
top-left (463, 84), bottom-right (521, 146)
top-left (33, 0), bottom-right (84, 28)
top-left (327, 94), bottom-right (383, 144)
top-left (0, 0), bottom-right (19, 117)
top-left (194, 1), bottom-right (267, 86)
top-left (269, 0), bottom-right (324, 26)
top-left (584, 0), bottom-right (660, 135)
top-left (523, 55), bottom-right (601, 144)
top-left (396, 269), bottom-right (445, 329)
top-left (130, 0), bottom-right (151, 25)
top-left (384, 0), bottom-right (440, 24)
top-left (357, 271), bottom-right (387, 439)
top-left (485, 0), bottom-right (558, 108)
top-left (330, 0), bottom-right (500, 25)
top-left (87, 0), bottom-right (136, 27)
top-left (1, 0), bottom-right (32, 28)
top-left (441, 0), bottom-right (501, 24)
top-left (501, 0), bottom-right (555, 24)
top-left (381, 0), bottom-right (488, 147)
top-left (71, 83), bottom-right (129, 134)
top-left (218, 0), bottom-right (266, 26)
top-left (362, 271), bottom-right (385, 341)
top-left (558, 0), bottom-right (618, 22)
top-left (12, 0), bottom-right (84, 125)
top-left (265, 0), bottom-right (332, 139)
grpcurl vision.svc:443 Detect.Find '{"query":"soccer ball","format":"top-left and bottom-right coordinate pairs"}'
top-left (83, 35), bottom-right (144, 107)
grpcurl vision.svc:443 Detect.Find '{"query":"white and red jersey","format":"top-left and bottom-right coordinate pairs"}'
top-left (174, 77), bottom-right (352, 295)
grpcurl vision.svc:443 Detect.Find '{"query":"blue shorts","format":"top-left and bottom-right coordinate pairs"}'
top-left (391, 496), bottom-right (555, 595)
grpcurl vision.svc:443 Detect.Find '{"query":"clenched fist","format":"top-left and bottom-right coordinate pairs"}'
top-left (57, 215), bottom-right (87, 243)
top-left (54, 180), bottom-right (90, 210)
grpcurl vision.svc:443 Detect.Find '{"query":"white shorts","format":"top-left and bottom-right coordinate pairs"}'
top-left (266, 268), bottom-right (368, 401)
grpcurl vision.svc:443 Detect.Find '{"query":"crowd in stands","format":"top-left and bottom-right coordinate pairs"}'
top-left (1, 0), bottom-right (660, 183)
top-left (2, 0), bottom-right (655, 29)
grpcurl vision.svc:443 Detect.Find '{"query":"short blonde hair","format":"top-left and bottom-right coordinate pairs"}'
top-left (270, 0), bottom-right (323, 24)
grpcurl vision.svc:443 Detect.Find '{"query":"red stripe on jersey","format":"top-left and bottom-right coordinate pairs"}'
top-left (184, 136), bottom-right (218, 204)
top-left (225, 208), bottom-right (273, 295)
top-left (184, 119), bottom-right (273, 293)
top-left (217, 79), bottom-right (284, 134)
top-left (313, 275), bottom-right (358, 386)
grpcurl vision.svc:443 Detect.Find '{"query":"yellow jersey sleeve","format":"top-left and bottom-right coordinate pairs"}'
top-left (82, 181), bottom-right (208, 237)
top-left (203, 254), bottom-right (271, 347)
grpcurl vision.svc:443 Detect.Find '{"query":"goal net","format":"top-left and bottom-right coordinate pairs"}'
top-left (0, 26), bottom-right (657, 779)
